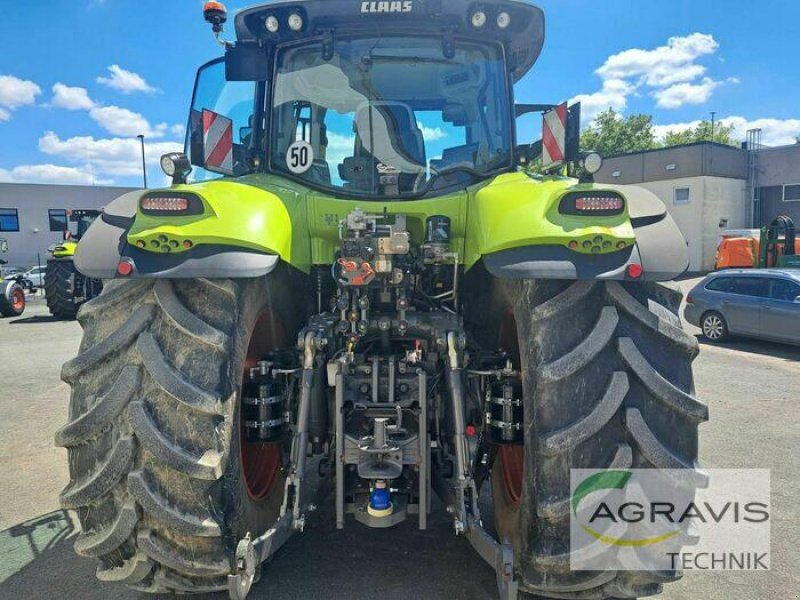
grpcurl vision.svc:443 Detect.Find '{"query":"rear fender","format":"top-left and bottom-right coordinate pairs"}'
top-left (478, 178), bottom-right (688, 281)
top-left (75, 182), bottom-right (292, 279)
top-left (50, 240), bottom-right (78, 259)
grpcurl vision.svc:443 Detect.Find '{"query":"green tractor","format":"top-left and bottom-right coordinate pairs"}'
top-left (45, 209), bottom-right (104, 319)
top-left (0, 238), bottom-right (26, 317)
top-left (59, 1), bottom-right (706, 598)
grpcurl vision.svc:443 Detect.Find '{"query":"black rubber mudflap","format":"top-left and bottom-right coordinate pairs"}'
top-left (56, 274), bottom-right (301, 593)
top-left (494, 280), bottom-right (707, 600)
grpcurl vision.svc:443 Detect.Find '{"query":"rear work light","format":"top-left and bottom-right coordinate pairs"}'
top-left (559, 191), bottom-right (625, 216)
top-left (139, 193), bottom-right (203, 216)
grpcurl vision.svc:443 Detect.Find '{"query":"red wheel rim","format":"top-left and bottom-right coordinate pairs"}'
top-left (499, 445), bottom-right (524, 506)
top-left (11, 288), bottom-right (25, 312)
top-left (240, 309), bottom-right (285, 502)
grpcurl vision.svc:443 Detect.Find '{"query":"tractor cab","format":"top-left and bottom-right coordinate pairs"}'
top-left (50, 209), bottom-right (102, 259)
top-left (185, 0), bottom-right (585, 196)
top-left (64, 209), bottom-right (101, 242)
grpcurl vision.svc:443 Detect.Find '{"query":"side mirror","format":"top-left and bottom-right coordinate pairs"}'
top-left (226, 43), bottom-right (271, 82)
top-left (0, 239), bottom-right (8, 254)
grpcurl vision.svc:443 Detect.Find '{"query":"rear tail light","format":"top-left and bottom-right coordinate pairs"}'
top-left (575, 197), bottom-right (624, 212)
top-left (626, 263), bottom-right (643, 279)
top-left (117, 259), bottom-right (134, 277)
top-left (141, 196), bottom-right (189, 212)
top-left (559, 191), bottom-right (625, 216)
top-left (686, 293), bottom-right (694, 304)
top-left (139, 193), bottom-right (203, 216)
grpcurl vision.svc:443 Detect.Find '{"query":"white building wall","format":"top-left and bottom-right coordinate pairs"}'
top-left (0, 183), bottom-right (136, 267)
top-left (635, 176), bottom-right (747, 271)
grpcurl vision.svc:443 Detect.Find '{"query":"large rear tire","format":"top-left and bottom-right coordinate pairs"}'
top-left (45, 260), bottom-right (80, 319)
top-left (489, 279), bottom-right (708, 599)
top-left (57, 273), bottom-right (303, 593)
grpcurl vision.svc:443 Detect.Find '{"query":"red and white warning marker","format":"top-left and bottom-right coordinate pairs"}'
top-left (542, 102), bottom-right (567, 170)
top-left (202, 109), bottom-right (234, 175)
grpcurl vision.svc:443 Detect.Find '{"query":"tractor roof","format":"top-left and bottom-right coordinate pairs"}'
top-left (234, 0), bottom-right (544, 82)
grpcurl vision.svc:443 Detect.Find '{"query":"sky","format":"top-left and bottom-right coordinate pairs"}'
top-left (1, 0), bottom-right (799, 188)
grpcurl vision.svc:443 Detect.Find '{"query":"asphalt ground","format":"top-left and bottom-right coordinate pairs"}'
top-left (1, 279), bottom-right (798, 600)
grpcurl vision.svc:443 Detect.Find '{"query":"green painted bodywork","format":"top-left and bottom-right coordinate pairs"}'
top-left (51, 240), bottom-right (78, 259)
top-left (126, 170), bottom-right (636, 273)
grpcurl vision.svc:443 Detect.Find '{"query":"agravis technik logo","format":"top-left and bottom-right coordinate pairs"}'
top-left (571, 470), bottom-right (681, 547)
top-left (570, 469), bottom-right (771, 572)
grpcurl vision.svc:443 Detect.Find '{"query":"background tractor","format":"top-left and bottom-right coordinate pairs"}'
top-left (60, 1), bottom-right (706, 598)
top-left (45, 209), bottom-right (104, 319)
top-left (0, 238), bottom-right (26, 317)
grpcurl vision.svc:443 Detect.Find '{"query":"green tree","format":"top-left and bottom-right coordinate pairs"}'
top-left (580, 108), bottom-right (658, 157)
top-left (663, 120), bottom-right (737, 147)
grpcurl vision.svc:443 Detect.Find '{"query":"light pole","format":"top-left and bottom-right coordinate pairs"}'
top-left (137, 134), bottom-right (147, 188)
top-left (710, 111), bottom-right (716, 143)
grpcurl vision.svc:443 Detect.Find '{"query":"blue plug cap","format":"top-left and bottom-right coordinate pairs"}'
top-left (370, 480), bottom-right (391, 511)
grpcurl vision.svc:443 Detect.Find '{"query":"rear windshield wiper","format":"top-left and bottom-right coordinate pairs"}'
top-left (420, 155), bottom-right (510, 193)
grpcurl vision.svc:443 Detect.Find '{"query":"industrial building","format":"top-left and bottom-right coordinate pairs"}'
top-left (595, 140), bottom-right (800, 271)
top-left (0, 183), bottom-right (136, 268)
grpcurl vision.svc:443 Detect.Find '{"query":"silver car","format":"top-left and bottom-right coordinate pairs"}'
top-left (684, 269), bottom-right (800, 345)
top-left (22, 265), bottom-right (46, 288)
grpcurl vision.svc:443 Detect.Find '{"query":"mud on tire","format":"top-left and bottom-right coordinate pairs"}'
top-left (56, 273), bottom-right (303, 593)
top-left (489, 279), bottom-right (708, 599)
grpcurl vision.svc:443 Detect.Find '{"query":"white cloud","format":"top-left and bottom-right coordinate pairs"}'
top-left (47, 82), bottom-right (179, 139)
top-left (653, 77), bottom-right (722, 109)
top-left (51, 83), bottom-right (96, 110)
top-left (89, 105), bottom-right (168, 138)
top-left (97, 65), bottom-right (157, 95)
top-left (39, 131), bottom-right (182, 178)
top-left (597, 33), bottom-right (718, 88)
top-left (573, 33), bottom-right (728, 121)
top-left (571, 78), bottom-right (635, 122)
top-left (420, 125), bottom-right (447, 141)
top-left (720, 116), bottom-right (800, 147)
top-left (0, 75), bottom-right (41, 121)
top-left (653, 116), bottom-right (800, 147)
top-left (0, 163), bottom-right (112, 186)
top-left (652, 120), bottom-right (701, 140)
top-left (0, 74), bottom-right (41, 108)
top-left (325, 132), bottom-right (356, 175)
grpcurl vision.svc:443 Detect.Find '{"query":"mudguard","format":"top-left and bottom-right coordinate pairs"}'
top-left (49, 240), bottom-right (78, 259)
top-left (1, 278), bottom-right (22, 302)
top-left (480, 181), bottom-right (688, 282)
top-left (75, 184), bottom-right (289, 280)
